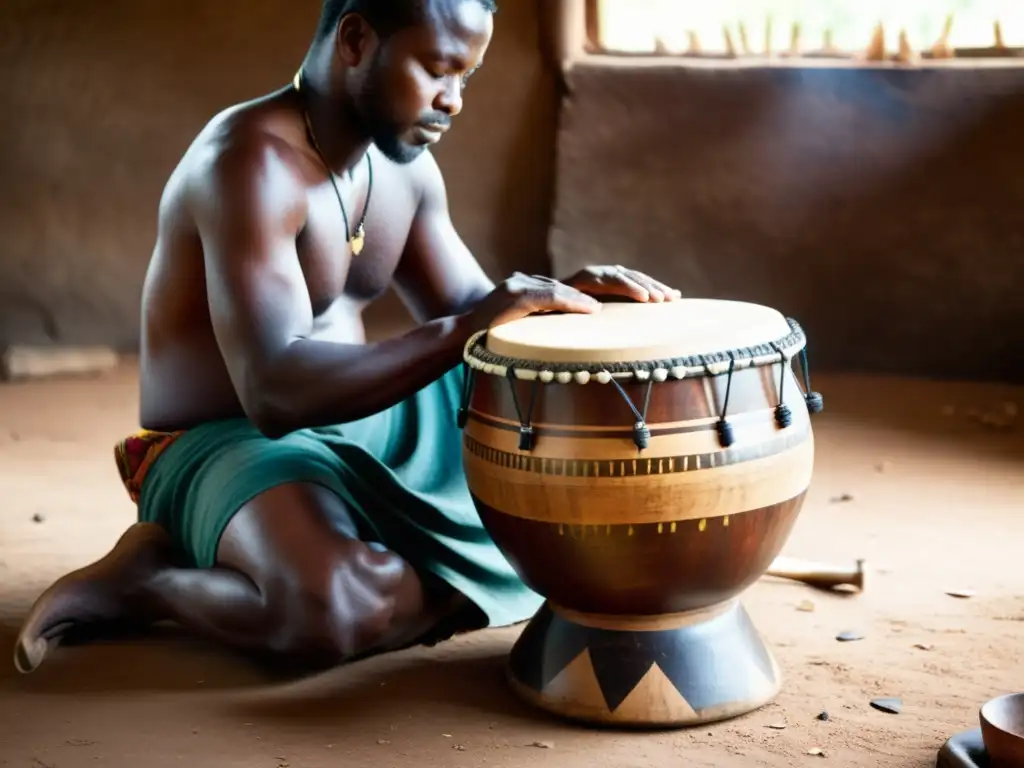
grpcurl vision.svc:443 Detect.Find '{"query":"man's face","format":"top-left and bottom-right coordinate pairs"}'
top-left (350, 0), bottom-right (493, 164)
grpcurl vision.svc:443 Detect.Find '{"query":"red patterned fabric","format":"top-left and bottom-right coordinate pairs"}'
top-left (113, 430), bottom-right (185, 504)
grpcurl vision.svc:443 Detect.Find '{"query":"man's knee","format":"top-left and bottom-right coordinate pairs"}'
top-left (264, 542), bottom-right (412, 660)
top-left (218, 482), bottom-right (427, 661)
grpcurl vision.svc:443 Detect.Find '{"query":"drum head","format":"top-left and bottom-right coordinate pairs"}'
top-left (484, 299), bottom-right (795, 366)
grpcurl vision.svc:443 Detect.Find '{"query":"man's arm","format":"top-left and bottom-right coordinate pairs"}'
top-left (191, 137), bottom-right (477, 437)
top-left (392, 152), bottom-right (495, 322)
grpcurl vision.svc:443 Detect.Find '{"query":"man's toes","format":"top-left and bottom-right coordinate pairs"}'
top-left (13, 635), bottom-right (51, 674)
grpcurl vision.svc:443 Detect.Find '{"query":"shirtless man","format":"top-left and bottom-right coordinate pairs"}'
top-left (15, 0), bottom-right (680, 673)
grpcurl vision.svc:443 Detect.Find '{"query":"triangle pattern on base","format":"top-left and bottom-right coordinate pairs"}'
top-left (612, 662), bottom-right (699, 722)
top-left (542, 649), bottom-right (609, 716)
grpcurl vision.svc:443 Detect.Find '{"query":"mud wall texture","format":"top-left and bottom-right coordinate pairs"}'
top-left (551, 61), bottom-right (1024, 382)
top-left (0, 0), bottom-right (558, 348)
top-left (3, 1), bottom-right (1023, 381)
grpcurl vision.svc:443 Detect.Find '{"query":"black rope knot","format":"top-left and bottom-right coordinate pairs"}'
top-left (798, 347), bottom-right (824, 415)
top-left (774, 403), bottom-right (793, 429)
top-left (607, 371), bottom-right (655, 453)
top-left (770, 344), bottom-right (790, 434)
top-left (805, 391), bottom-right (824, 414)
top-left (633, 420), bottom-right (651, 450)
top-left (457, 362), bottom-right (476, 429)
top-left (506, 366), bottom-right (540, 453)
top-left (714, 355), bottom-right (737, 449)
top-left (716, 418), bottom-right (736, 448)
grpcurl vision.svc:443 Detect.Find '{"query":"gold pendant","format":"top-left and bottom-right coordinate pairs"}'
top-left (350, 224), bottom-right (365, 256)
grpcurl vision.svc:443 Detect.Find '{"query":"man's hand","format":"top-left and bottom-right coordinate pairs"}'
top-left (563, 265), bottom-right (681, 303)
top-left (463, 272), bottom-right (602, 331)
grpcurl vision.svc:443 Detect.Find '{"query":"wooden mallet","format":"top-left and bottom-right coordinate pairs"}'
top-left (765, 556), bottom-right (866, 592)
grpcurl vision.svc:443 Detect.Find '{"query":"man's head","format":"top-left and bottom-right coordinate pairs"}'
top-left (314, 0), bottom-right (496, 164)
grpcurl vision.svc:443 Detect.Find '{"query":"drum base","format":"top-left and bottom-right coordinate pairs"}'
top-left (506, 599), bottom-right (781, 729)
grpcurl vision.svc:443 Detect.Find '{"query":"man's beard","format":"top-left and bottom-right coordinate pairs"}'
top-left (371, 121), bottom-right (427, 164)
top-left (356, 68), bottom-right (427, 165)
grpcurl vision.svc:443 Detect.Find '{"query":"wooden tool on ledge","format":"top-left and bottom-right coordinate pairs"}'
top-left (766, 556), bottom-right (865, 592)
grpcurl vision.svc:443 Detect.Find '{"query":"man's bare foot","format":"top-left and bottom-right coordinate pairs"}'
top-left (14, 522), bottom-right (175, 673)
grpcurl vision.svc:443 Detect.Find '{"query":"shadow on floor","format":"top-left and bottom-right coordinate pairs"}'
top-left (0, 621), bottom-right (269, 693)
top-left (217, 642), bottom-right (553, 728)
top-left (0, 619), bottom-right (554, 727)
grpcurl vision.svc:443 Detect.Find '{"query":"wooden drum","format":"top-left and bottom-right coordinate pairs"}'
top-left (457, 298), bottom-right (823, 728)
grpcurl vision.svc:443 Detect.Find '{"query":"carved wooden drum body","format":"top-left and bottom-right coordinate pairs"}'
top-left (458, 299), bottom-right (822, 728)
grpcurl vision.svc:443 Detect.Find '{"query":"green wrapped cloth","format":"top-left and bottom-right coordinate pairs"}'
top-left (127, 365), bottom-right (543, 629)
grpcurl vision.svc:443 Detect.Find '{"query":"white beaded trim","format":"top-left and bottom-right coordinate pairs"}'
top-left (461, 322), bottom-right (806, 384)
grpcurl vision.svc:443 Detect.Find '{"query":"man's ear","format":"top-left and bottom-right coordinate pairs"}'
top-left (335, 13), bottom-right (375, 67)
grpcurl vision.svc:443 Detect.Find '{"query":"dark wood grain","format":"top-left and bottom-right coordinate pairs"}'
top-left (472, 493), bottom-right (806, 616)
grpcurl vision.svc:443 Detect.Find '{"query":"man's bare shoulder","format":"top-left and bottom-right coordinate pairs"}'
top-left (171, 95), bottom-right (311, 222)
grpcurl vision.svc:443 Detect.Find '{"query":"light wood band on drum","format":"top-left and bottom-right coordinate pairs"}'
top-left (462, 421), bottom-right (814, 525)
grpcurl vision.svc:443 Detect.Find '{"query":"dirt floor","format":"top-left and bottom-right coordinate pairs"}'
top-left (1, 361), bottom-right (1023, 767)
